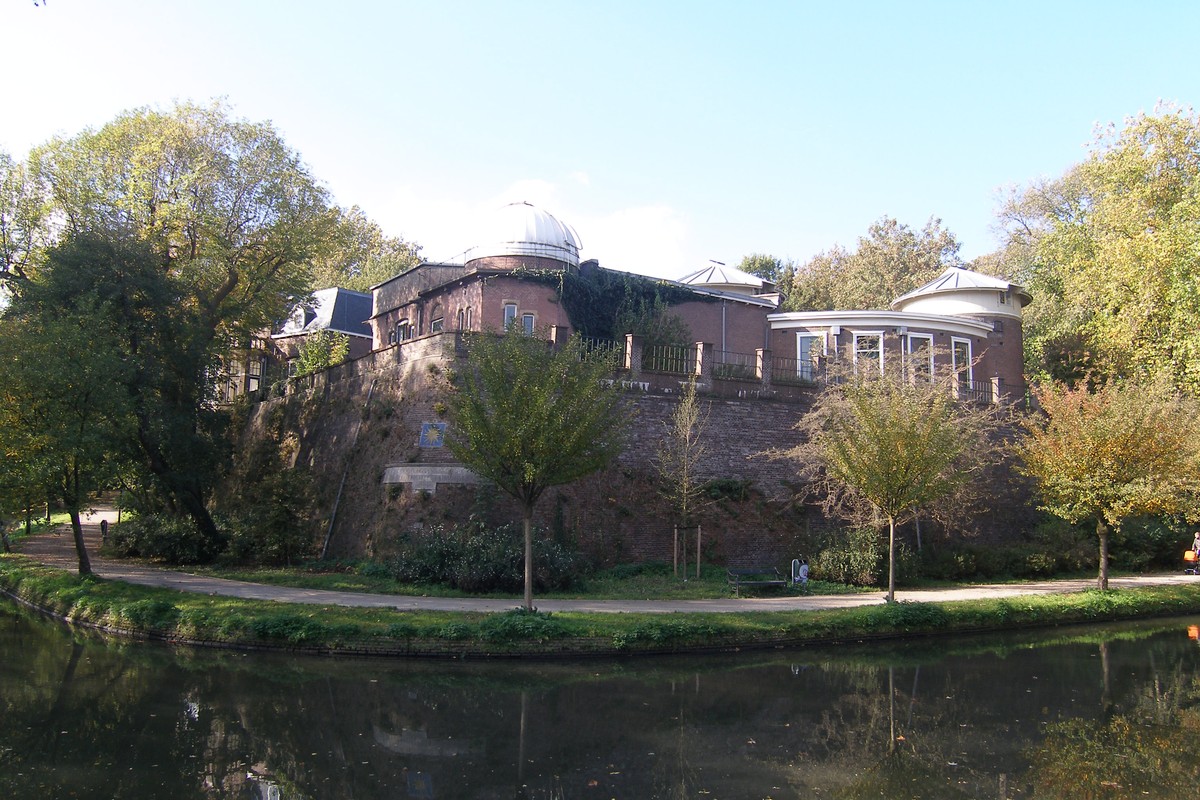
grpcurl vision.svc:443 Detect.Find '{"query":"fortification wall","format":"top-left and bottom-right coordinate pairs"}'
top-left (239, 332), bottom-right (1035, 568)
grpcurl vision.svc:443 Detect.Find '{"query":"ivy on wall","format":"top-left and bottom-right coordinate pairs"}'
top-left (506, 264), bottom-right (712, 344)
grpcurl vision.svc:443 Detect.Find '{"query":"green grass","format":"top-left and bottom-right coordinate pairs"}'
top-left (6, 553), bottom-right (1200, 657)
top-left (193, 559), bottom-right (869, 600)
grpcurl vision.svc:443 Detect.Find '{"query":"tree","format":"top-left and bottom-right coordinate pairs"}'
top-left (782, 217), bottom-right (963, 311)
top-left (653, 377), bottom-right (709, 577)
top-left (782, 360), bottom-right (1003, 602)
top-left (0, 294), bottom-right (132, 575)
top-left (0, 149), bottom-right (49, 294)
top-left (736, 253), bottom-right (788, 283)
top-left (447, 330), bottom-right (629, 610)
top-left (994, 106), bottom-right (1200, 392)
top-left (307, 205), bottom-right (422, 292)
top-left (293, 329), bottom-right (351, 377)
top-left (17, 101), bottom-right (347, 545)
top-left (1018, 379), bottom-right (1200, 590)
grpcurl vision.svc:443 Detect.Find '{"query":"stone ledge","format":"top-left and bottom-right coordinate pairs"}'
top-left (381, 464), bottom-right (483, 493)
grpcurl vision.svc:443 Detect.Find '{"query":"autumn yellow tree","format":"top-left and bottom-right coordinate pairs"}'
top-left (1018, 380), bottom-right (1200, 590)
top-left (784, 360), bottom-right (1004, 602)
top-left (995, 106), bottom-right (1200, 392)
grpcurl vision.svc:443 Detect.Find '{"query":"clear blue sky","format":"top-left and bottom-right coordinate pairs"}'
top-left (3, 1), bottom-right (1197, 279)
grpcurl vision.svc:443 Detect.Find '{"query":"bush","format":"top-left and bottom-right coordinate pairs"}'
top-left (478, 608), bottom-right (568, 642)
top-left (109, 514), bottom-right (224, 564)
top-left (120, 598), bottom-right (181, 629)
top-left (388, 522), bottom-right (589, 594)
top-left (811, 527), bottom-right (882, 586)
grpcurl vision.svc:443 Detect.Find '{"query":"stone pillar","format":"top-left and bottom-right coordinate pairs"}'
top-left (991, 376), bottom-right (1004, 405)
top-left (549, 325), bottom-right (571, 350)
top-left (756, 348), bottom-right (771, 386)
top-left (694, 342), bottom-right (714, 382)
top-left (625, 333), bottom-right (643, 376)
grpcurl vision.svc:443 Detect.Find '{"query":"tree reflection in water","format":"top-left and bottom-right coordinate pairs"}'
top-left (4, 604), bottom-right (1200, 799)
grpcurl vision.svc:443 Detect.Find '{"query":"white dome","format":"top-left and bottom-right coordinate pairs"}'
top-left (466, 201), bottom-right (581, 267)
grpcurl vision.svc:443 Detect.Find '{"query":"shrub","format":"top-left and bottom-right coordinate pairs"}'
top-left (478, 608), bottom-right (568, 643)
top-left (811, 527), bottom-right (882, 586)
top-left (388, 522), bottom-right (589, 594)
top-left (120, 598), bottom-right (181, 629)
top-left (109, 514), bottom-right (225, 564)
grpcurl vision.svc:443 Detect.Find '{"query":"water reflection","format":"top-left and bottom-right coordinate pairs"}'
top-left (3, 602), bottom-right (1200, 799)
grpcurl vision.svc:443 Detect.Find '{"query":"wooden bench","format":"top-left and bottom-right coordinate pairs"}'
top-left (727, 566), bottom-right (787, 597)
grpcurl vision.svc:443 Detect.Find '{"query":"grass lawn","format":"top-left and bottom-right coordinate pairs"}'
top-left (189, 560), bottom-right (867, 601)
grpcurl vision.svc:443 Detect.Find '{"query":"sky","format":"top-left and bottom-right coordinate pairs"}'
top-left (3, 1), bottom-right (1198, 280)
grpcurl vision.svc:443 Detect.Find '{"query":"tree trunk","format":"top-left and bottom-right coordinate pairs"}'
top-left (1, 530), bottom-right (11, 553)
top-left (1097, 518), bottom-right (1110, 591)
top-left (523, 505), bottom-right (534, 611)
top-left (887, 516), bottom-right (897, 603)
top-left (68, 509), bottom-right (92, 577)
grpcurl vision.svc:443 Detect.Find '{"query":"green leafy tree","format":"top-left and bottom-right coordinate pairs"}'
top-left (28, 230), bottom-right (232, 558)
top-left (995, 106), bottom-right (1200, 392)
top-left (293, 329), bottom-right (351, 377)
top-left (307, 205), bottom-right (422, 292)
top-left (613, 292), bottom-right (692, 351)
top-left (447, 330), bottom-right (630, 610)
top-left (736, 253), bottom-right (789, 283)
top-left (0, 149), bottom-right (49, 294)
top-left (1018, 379), bottom-right (1200, 590)
top-left (782, 359), bottom-right (1003, 601)
top-left (783, 217), bottom-right (962, 311)
top-left (0, 295), bottom-right (132, 575)
top-left (15, 101), bottom-right (348, 545)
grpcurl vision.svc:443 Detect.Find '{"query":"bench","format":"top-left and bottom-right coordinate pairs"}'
top-left (727, 566), bottom-right (787, 597)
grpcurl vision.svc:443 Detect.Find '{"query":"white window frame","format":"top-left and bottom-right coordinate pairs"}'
top-left (853, 331), bottom-right (884, 373)
top-left (521, 312), bottom-right (535, 335)
top-left (503, 302), bottom-right (518, 330)
top-left (906, 333), bottom-right (934, 383)
top-left (796, 332), bottom-right (826, 381)
top-left (951, 337), bottom-right (973, 383)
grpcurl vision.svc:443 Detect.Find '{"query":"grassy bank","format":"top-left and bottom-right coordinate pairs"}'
top-left (5, 554), bottom-right (1200, 658)
top-left (190, 560), bottom-right (864, 600)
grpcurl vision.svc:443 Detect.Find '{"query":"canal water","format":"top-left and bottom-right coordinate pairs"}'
top-left (3, 602), bottom-right (1199, 799)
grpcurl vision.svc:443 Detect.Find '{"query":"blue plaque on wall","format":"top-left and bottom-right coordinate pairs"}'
top-left (419, 422), bottom-right (447, 447)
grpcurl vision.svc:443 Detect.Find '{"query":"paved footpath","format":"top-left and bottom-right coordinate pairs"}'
top-left (13, 507), bottom-right (1200, 614)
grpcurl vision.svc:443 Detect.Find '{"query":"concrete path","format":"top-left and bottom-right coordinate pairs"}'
top-left (13, 506), bottom-right (1200, 614)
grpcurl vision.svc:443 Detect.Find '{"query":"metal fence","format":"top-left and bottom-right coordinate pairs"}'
top-left (770, 356), bottom-right (821, 386)
top-left (643, 343), bottom-right (693, 374)
top-left (713, 350), bottom-right (756, 381)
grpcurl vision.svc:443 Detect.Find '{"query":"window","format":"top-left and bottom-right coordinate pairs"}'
top-left (456, 308), bottom-right (464, 330)
top-left (466, 306), bottom-right (473, 329)
top-left (430, 304), bottom-right (443, 333)
top-left (522, 313), bottom-right (535, 335)
top-left (998, 290), bottom-right (1011, 306)
top-left (797, 333), bottom-right (825, 381)
top-left (247, 358), bottom-right (264, 393)
top-left (906, 334), bottom-right (934, 383)
top-left (503, 302), bottom-right (517, 330)
top-left (853, 332), bottom-right (883, 373)
top-left (952, 337), bottom-right (973, 384)
top-left (396, 320), bottom-right (412, 341)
